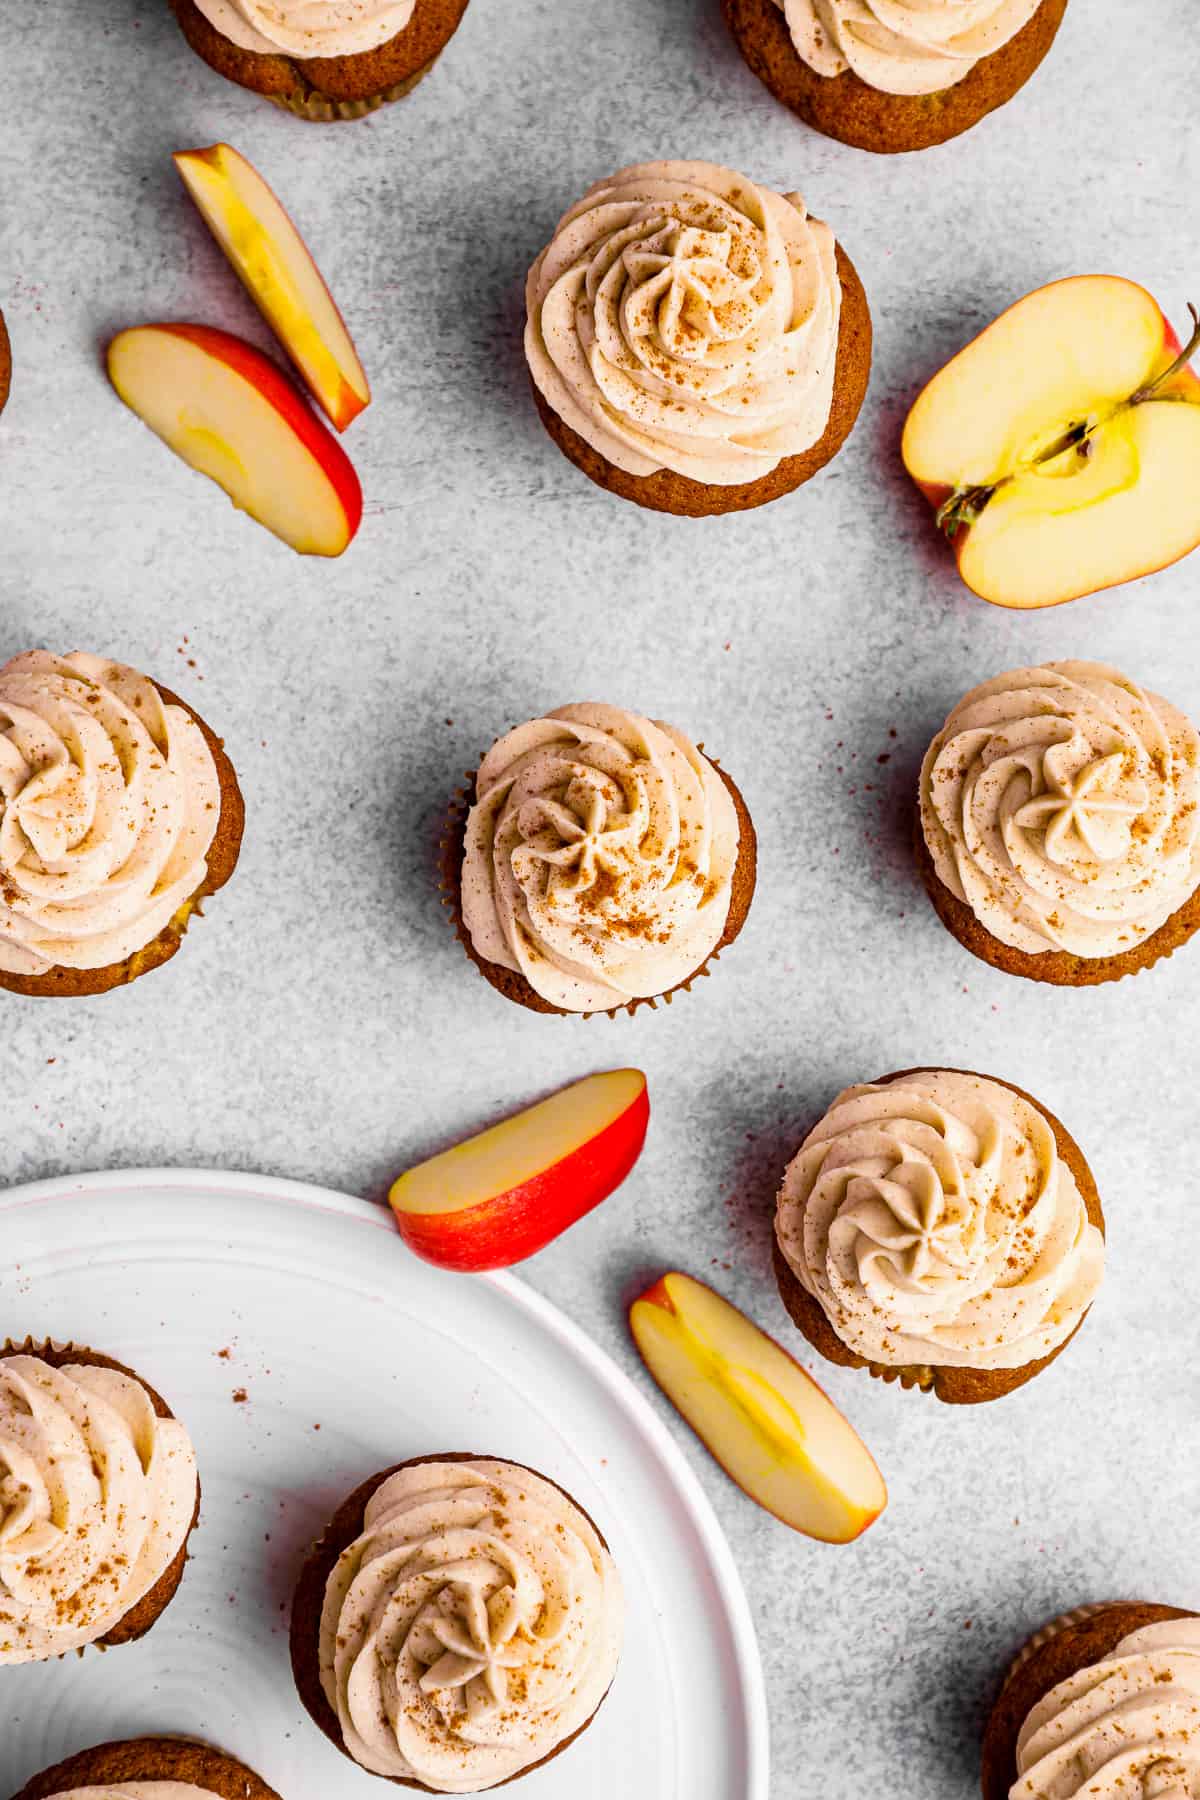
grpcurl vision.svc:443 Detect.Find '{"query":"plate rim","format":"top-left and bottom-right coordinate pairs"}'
top-left (0, 1165), bottom-right (770, 1799)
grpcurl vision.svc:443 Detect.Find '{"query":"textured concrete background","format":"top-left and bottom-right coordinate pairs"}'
top-left (2, 0), bottom-right (1199, 1793)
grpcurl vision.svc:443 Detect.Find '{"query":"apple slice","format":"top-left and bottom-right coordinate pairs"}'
top-left (108, 323), bottom-right (362, 557)
top-left (390, 1069), bottom-right (649, 1272)
top-left (174, 143), bottom-right (370, 433)
top-left (902, 276), bottom-right (1200, 609)
top-left (630, 1272), bottom-right (886, 1543)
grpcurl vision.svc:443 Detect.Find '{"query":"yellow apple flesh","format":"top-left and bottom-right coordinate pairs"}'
top-left (630, 1272), bottom-right (887, 1544)
top-left (175, 143), bottom-right (370, 433)
top-left (903, 276), bottom-right (1200, 608)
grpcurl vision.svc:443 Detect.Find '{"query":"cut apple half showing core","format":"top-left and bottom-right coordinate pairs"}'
top-left (175, 143), bottom-right (370, 433)
top-left (631, 1272), bottom-right (886, 1543)
top-left (108, 323), bottom-right (363, 557)
top-left (389, 1069), bottom-right (649, 1272)
top-left (902, 277), bottom-right (1200, 608)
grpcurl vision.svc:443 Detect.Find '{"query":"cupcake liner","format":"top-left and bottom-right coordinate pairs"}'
top-left (290, 1454), bottom-right (614, 1793)
top-left (772, 1068), bottom-right (1104, 1405)
top-left (440, 749), bottom-right (756, 1020)
top-left (11, 1736), bottom-right (283, 1800)
top-left (1001, 1604), bottom-right (1122, 1687)
top-left (267, 56), bottom-right (438, 120)
top-left (0, 1339), bottom-right (199, 1653)
top-left (913, 807), bottom-right (1200, 988)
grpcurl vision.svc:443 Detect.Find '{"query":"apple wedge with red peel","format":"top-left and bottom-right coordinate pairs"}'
top-left (389, 1069), bottom-right (649, 1273)
top-left (903, 276), bottom-right (1200, 609)
top-left (630, 1272), bottom-right (886, 1544)
top-left (107, 323), bottom-right (362, 557)
top-left (174, 143), bottom-right (370, 433)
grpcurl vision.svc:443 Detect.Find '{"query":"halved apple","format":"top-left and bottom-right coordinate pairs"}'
top-left (174, 143), bottom-right (370, 433)
top-left (631, 1272), bottom-right (886, 1543)
top-left (390, 1069), bottom-right (649, 1272)
top-left (108, 323), bottom-right (362, 557)
top-left (903, 276), bottom-right (1200, 609)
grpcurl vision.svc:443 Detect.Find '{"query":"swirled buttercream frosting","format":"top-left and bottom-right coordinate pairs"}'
top-left (0, 1355), bottom-right (198, 1663)
top-left (525, 160), bottom-right (841, 485)
top-left (318, 1459), bottom-right (624, 1793)
top-left (43, 1788), bottom-right (220, 1799)
top-left (460, 703), bottom-right (741, 1012)
top-left (920, 662), bottom-right (1200, 961)
top-left (190, 0), bottom-right (415, 58)
top-left (1013, 1617), bottom-right (1200, 1799)
top-left (775, 1070), bottom-right (1104, 1371)
top-left (773, 0), bottom-right (1042, 95)
top-left (0, 651), bottom-right (221, 977)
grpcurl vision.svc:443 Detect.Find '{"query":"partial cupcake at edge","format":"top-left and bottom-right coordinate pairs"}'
top-left (917, 661), bottom-right (1200, 986)
top-left (443, 702), bottom-right (757, 1016)
top-left (721, 0), bottom-right (1069, 153)
top-left (170, 0), bottom-right (471, 120)
top-left (0, 650), bottom-right (243, 997)
top-left (772, 1068), bottom-right (1106, 1404)
top-left (980, 1602), bottom-right (1200, 1799)
top-left (290, 1453), bottom-right (624, 1792)
top-left (0, 1342), bottom-right (199, 1663)
top-left (524, 159), bottom-right (871, 516)
top-left (10, 1738), bottom-right (282, 1800)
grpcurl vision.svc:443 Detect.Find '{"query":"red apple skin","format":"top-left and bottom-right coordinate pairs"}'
top-left (394, 1081), bottom-right (650, 1273)
top-left (122, 323), bottom-right (363, 542)
top-left (632, 1272), bottom-right (887, 1542)
top-left (174, 145), bottom-right (371, 432)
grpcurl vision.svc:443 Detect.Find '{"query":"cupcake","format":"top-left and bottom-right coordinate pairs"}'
top-left (0, 307), bottom-right (10, 415)
top-left (444, 703), bottom-right (757, 1016)
top-left (980, 1603), bottom-right (1200, 1799)
top-left (917, 661), bottom-right (1200, 986)
top-left (524, 160), bottom-right (871, 516)
top-left (0, 1343), bottom-right (199, 1662)
top-left (773, 1069), bottom-right (1106, 1404)
top-left (722, 0), bottom-right (1069, 154)
top-left (11, 1737), bottom-right (283, 1800)
top-left (290, 1454), bottom-right (624, 1792)
top-left (170, 0), bottom-right (471, 120)
top-left (0, 650), bottom-right (244, 997)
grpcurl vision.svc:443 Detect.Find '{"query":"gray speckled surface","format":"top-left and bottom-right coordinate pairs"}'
top-left (2, 0), bottom-right (1200, 1793)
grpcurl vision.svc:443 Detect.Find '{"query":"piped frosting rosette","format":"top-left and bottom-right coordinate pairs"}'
top-left (1013, 1617), bottom-right (1200, 1799)
top-left (775, 1071), bottom-right (1104, 1371)
top-left (460, 703), bottom-right (741, 1012)
top-left (525, 160), bottom-right (841, 485)
top-left (0, 651), bottom-right (220, 978)
top-left (774, 0), bottom-right (1042, 95)
top-left (189, 0), bottom-right (416, 58)
top-left (318, 1459), bottom-right (624, 1794)
top-left (920, 662), bottom-right (1200, 960)
top-left (0, 1355), bottom-right (198, 1663)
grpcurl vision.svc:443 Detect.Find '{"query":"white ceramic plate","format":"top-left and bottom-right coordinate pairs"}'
top-left (0, 1170), bottom-right (768, 1800)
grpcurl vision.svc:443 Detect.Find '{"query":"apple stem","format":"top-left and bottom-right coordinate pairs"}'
top-left (1130, 302), bottom-right (1200, 404)
top-left (934, 303), bottom-right (1199, 544)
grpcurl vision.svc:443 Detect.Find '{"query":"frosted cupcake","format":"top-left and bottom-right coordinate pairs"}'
top-left (723, 0), bottom-right (1069, 153)
top-left (917, 661), bottom-right (1200, 986)
top-left (774, 1069), bottom-right (1106, 1404)
top-left (11, 1737), bottom-right (282, 1800)
top-left (170, 0), bottom-right (471, 120)
top-left (980, 1603), bottom-right (1200, 1799)
top-left (0, 651), bottom-right (244, 997)
top-left (290, 1455), bottom-right (624, 1792)
top-left (524, 160), bottom-right (871, 516)
top-left (444, 703), bottom-right (757, 1015)
top-left (0, 1344), bottom-right (199, 1661)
